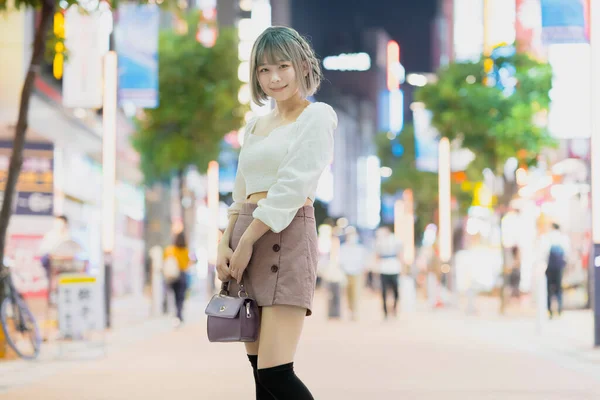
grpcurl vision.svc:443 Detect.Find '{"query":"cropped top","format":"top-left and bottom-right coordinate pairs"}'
top-left (227, 102), bottom-right (337, 233)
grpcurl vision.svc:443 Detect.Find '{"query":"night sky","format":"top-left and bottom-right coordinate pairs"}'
top-left (291, 0), bottom-right (438, 73)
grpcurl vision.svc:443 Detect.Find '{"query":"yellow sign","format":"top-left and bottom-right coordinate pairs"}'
top-left (58, 276), bottom-right (97, 285)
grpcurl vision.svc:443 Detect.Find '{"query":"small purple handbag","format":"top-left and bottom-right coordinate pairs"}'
top-left (205, 281), bottom-right (259, 343)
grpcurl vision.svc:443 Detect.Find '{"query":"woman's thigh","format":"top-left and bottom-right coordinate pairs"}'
top-left (245, 339), bottom-right (259, 355)
top-left (257, 305), bottom-right (306, 369)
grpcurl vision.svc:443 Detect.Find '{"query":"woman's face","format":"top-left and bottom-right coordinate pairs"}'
top-left (257, 56), bottom-right (300, 102)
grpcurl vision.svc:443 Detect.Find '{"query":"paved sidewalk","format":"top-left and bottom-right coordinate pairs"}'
top-left (449, 294), bottom-right (600, 373)
top-left (2, 288), bottom-right (600, 399)
top-left (0, 293), bottom-right (205, 391)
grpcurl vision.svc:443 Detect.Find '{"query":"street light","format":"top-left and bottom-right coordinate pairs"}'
top-left (403, 189), bottom-right (415, 267)
top-left (102, 51), bottom-right (117, 328)
top-left (438, 137), bottom-right (452, 265)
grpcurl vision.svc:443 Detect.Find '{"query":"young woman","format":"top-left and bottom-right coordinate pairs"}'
top-left (215, 26), bottom-right (337, 400)
top-left (163, 232), bottom-right (191, 325)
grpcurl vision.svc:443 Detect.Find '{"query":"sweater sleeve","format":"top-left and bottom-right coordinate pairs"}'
top-left (252, 103), bottom-right (337, 233)
top-left (227, 162), bottom-right (246, 218)
top-left (227, 119), bottom-right (255, 218)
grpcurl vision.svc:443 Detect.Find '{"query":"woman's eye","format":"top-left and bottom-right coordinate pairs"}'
top-left (280, 64), bottom-right (289, 69)
top-left (259, 68), bottom-right (268, 73)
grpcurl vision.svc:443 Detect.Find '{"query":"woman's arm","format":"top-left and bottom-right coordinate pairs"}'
top-left (239, 218), bottom-right (271, 246)
top-left (219, 214), bottom-right (239, 250)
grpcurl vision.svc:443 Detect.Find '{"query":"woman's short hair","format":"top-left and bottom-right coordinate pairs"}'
top-left (249, 26), bottom-right (322, 106)
top-left (174, 232), bottom-right (186, 248)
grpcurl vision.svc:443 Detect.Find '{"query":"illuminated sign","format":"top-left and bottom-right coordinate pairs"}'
top-left (357, 156), bottom-right (381, 229)
top-left (386, 40), bottom-right (404, 133)
top-left (389, 89), bottom-right (404, 133)
top-left (0, 141), bottom-right (54, 216)
top-left (453, 0), bottom-right (485, 62)
top-left (322, 52), bottom-right (371, 71)
top-left (387, 40), bottom-right (400, 90)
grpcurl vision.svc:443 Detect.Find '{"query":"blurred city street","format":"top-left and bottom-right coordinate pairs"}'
top-left (2, 0), bottom-right (600, 399)
top-left (2, 287), bottom-right (600, 400)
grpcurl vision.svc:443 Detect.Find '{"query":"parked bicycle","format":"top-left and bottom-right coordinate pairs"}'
top-left (0, 260), bottom-right (41, 360)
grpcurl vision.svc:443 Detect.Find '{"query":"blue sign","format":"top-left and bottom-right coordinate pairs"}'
top-left (389, 89), bottom-right (404, 134)
top-left (541, 0), bottom-right (589, 44)
top-left (381, 193), bottom-right (398, 225)
top-left (116, 4), bottom-right (160, 108)
top-left (378, 90), bottom-right (404, 134)
top-left (378, 90), bottom-right (390, 132)
top-left (413, 108), bottom-right (439, 173)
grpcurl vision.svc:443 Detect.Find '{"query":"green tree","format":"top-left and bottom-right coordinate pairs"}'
top-left (377, 125), bottom-right (437, 241)
top-left (414, 47), bottom-right (554, 312)
top-left (377, 124), bottom-right (472, 243)
top-left (415, 49), bottom-right (554, 204)
top-left (131, 24), bottom-right (246, 234)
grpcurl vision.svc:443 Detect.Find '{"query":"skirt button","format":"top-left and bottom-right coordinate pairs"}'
top-left (271, 265), bottom-right (279, 273)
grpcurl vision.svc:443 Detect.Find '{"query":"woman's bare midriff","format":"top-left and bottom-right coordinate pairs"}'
top-left (245, 191), bottom-right (313, 207)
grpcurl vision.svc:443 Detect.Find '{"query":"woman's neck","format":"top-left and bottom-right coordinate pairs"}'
top-left (274, 95), bottom-right (309, 121)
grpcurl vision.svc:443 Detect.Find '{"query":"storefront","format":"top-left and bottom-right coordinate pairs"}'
top-left (509, 152), bottom-right (591, 308)
top-left (112, 182), bottom-right (145, 297)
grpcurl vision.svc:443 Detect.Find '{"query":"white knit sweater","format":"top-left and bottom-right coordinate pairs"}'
top-left (228, 102), bottom-right (337, 233)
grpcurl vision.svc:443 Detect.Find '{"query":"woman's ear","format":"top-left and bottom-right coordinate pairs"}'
top-left (302, 61), bottom-right (309, 77)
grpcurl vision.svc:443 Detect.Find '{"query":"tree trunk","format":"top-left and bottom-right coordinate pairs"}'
top-left (177, 169), bottom-right (187, 238)
top-left (0, 0), bottom-right (56, 273)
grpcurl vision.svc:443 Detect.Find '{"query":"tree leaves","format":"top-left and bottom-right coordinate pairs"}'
top-left (376, 125), bottom-right (471, 240)
top-left (131, 25), bottom-right (247, 185)
top-left (414, 50), bottom-right (555, 182)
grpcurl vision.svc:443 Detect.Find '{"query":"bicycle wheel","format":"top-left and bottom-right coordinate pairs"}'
top-left (1, 296), bottom-right (41, 360)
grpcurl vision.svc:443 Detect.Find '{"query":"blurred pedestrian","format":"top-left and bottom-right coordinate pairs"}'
top-left (375, 227), bottom-right (402, 320)
top-left (540, 223), bottom-right (570, 318)
top-left (39, 215), bottom-right (71, 278)
top-left (508, 246), bottom-right (521, 299)
top-left (365, 249), bottom-right (379, 292)
top-left (322, 235), bottom-right (346, 319)
top-left (39, 215), bottom-right (71, 305)
top-left (214, 26), bottom-right (336, 399)
top-left (339, 228), bottom-right (368, 320)
top-left (163, 231), bottom-right (191, 325)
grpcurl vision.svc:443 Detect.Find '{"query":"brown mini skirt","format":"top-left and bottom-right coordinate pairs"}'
top-left (228, 203), bottom-right (319, 316)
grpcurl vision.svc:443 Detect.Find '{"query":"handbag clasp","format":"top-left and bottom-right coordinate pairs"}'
top-left (238, 283), bottom-right (248, 298)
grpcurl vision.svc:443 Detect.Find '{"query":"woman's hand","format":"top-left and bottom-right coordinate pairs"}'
top-left (216, 245), bottom-right (233, 282)
top-left (229, 238), bottom-right (254, 284)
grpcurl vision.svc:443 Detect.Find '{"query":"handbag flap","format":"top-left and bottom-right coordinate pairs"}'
top-left (205, 294), bottom-right (247, 318)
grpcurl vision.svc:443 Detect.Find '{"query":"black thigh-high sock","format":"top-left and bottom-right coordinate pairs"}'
top-left (258, 362), bottom-right (314, 400)
top-left (247, 355), bottom-right (276, 400)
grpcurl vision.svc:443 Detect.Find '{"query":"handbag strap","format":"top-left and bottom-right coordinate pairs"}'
top-left (220, 279), bottom-right (249, 298)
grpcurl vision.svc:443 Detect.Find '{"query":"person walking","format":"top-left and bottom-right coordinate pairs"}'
top-left (321, 233), bottom-right (346, 319)
top-left (540, 223), bottom-right (570, 318)
top-left (375, 227), bottom-right (402, 320)
top-left (39, 215), bottom-right (71, 306)
top-left (339, 228), bottom-right (368, 320)
top-left (215, 26), bottom-right (337, 399)
top-left (163, 232), bottom-right (191, 325)
top-left (509, 246), bottom-right (522, 300)
top-left (39, 215), bottom-right (71, 279)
